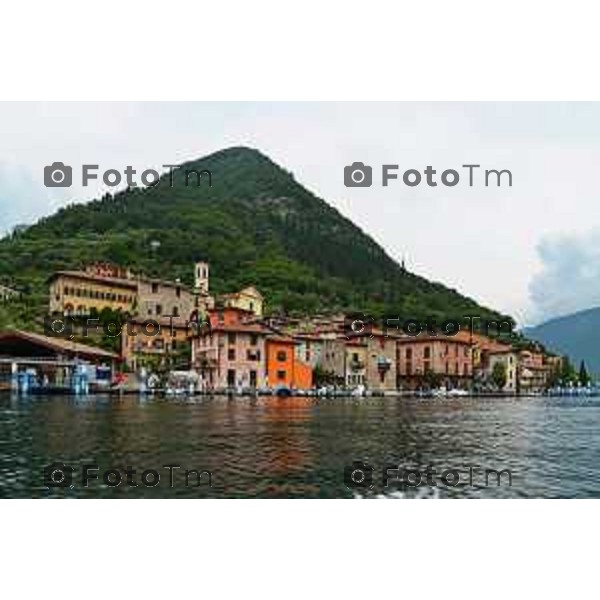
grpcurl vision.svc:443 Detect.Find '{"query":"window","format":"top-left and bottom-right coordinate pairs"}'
top-left (424, 346), bottom-right (431, 359)
top-left (277, 370), bottom-right (286, 381)
top-left (406, 362), bottom-right (412, 375)
top-left (228, 332), bottom-right (236, 344)
top-left (227, 369), bottom-right (236, 386)
top-left (379, 371), bottom-right (385, 383)
top-left (277, 350), bottom-right (287, 362)
top-left (172, 306), bottom-right (179, 317)
top-left (152, 283), bottom-right (159, 293)
top-left (249, 302), bottom-right (254, 312)
top-left (228, 348), bottom-right (236, 360)
top-left (352, 352), bottom-right (359, 362)
top-left (247, 349), bottom-right (260, 361)
top-left (176, 287), bottom-right (181, 298)
top-left (406, 348), bottom-right (412, 359)
top-left (250, 334), bottom-right (258, 346)
top-left (156, 304), bottom-right (162, 316)
top-left (250, 370), bottom-right (257, 387)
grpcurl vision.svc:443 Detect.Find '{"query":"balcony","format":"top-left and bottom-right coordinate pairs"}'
top-left (376, 356), bottom-right (392, 371)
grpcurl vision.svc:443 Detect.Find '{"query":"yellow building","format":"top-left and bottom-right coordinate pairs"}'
top-left (48, 263), bottom-right (198, 321)
top-left (221, 286), bottom-right (264, 317)
top-left (48, 269), bottom-right (137, 315)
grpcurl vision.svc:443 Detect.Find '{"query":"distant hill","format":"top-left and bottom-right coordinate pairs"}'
top-left (523, 307), bottom-right (600, 373)
top-left (0, 146), bottom-right (511, 325)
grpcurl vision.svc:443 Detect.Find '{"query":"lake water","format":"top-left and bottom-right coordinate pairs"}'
top-left (0, 393), bottom-right (597, 498)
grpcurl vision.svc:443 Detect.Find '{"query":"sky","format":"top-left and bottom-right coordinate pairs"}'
top-left (0, 101), bottom-right (598, 327)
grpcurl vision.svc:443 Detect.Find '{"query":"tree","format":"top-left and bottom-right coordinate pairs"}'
top-left (560, 356), bottom-right (577, 384)
top-left (423, 370), bottom-right (442, 390)
top-left (579, 360), bottom-right (590, 386)
top-left (491, 362), bottom-right (507, 390)
top-left (313, 365), bottom-right (336, 387)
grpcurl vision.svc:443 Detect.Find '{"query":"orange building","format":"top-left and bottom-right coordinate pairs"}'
top-left (265, 336), bottom-right (312, 390)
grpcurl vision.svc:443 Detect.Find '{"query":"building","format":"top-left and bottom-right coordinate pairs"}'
top-left (396, 334), bottom-right (473, 390)
top-left (266, 335), bottom-right (312, 389)
top-left (480, 347), bottom-right (519, 392)
top-left (192, 306), bottom-right (312, 391)
top-left (0, 284), bottom-right (20, 302)
top-left (518, 350), bottom-right (553, 393)
top-left (363, 332), bottom-right (397, 391)
top-left (344, 329), bottom-right (398, 391)
top-left (220, 286), bottom-right (264, 317)
top-left (136, 276), bottom-right (195, 321)
top-left (121, 316), bottom-right (197, 371)
top-left (48, 263), bottom-right (200, 320)
top-left (49, 268), bottom-right (137, 315)
top-left (345, 339), bottom-right (368, 388)
top-left (293, 332), bottom-right (346, 384)
top-left (192, 307), bottom-right (268, 390)
top-left (0, 329), bottom-right (118, 393)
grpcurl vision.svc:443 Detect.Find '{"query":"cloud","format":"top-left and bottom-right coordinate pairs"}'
top-left (0, 162), bottom-right (65, 235)
top-left (529, 230), bottom-right (600, 323)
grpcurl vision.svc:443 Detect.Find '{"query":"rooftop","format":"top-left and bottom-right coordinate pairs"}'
top-left (48, 270), bottom-right (193, 292)
top-left (0, 329), bottom-right (118, 361)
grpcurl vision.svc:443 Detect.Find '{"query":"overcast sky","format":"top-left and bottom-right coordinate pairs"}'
top-left (0, 102), bottom-right (598, 326)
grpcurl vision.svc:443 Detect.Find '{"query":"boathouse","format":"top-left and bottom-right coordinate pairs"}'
top-left (0, 329), bottom-right (118, 394)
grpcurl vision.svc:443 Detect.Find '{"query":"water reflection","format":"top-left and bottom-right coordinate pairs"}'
top-left (0, 393), bottom-right (598, 498)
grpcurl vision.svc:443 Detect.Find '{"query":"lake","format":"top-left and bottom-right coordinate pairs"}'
top-left (0, 393), bottom-right (597, 498)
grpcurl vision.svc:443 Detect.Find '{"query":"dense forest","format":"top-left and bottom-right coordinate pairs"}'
top-left (0, 146), bottom-right (513, 330)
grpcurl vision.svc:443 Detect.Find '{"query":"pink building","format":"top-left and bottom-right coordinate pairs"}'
top-left (396, 335), bottom-right (472, 390)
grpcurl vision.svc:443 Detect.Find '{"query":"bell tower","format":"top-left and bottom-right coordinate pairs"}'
top-left (195, 261), bottom-right (209, 293)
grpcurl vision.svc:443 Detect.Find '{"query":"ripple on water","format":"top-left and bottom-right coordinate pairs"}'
top-left (0, 394), bottom-right (598, 498)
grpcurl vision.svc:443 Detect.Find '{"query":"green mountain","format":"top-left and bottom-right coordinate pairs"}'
top-left (523, 307), bottom-right (600, 375)
top-left (0, 146), bottom-right (511, 326)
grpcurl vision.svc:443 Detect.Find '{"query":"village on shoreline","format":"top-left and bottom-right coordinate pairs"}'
top-left (0, 260), bottom-right (584, 397)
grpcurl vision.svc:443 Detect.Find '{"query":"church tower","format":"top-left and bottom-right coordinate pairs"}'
top-left (194, 261), bottom-right (209, 293)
